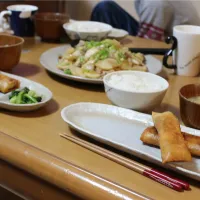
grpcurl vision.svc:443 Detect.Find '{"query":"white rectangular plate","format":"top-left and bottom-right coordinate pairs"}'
top-left (61, 103), bottom-right (200, 181)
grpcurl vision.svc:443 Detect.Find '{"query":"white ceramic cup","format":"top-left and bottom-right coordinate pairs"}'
top-left (173, 25), bottom-right (200, 76)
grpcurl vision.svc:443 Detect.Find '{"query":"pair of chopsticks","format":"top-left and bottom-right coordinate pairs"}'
top-left (60, 134), bottom-right (190, 192)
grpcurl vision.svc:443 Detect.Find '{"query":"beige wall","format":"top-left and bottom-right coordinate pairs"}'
top-left (66, 0), bottom-right (200, 21)
top-left (191, 1), bottom-right (200, 18)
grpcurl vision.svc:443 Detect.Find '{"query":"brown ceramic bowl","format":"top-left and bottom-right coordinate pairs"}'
top-left (0, 34), bottom-right (24, 71)
top-left (179, 84), bottom-right (200, 129)
top-left (34, 12), bottom-right (69, 41)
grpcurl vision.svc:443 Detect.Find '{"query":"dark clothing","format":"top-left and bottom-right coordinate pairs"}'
top-left (91, 1), bottom-right (139, 36)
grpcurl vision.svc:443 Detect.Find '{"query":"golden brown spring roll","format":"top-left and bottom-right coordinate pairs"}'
top-left (140, 126), bottom-right (200, 156)
top-left (152, 112), bottom-right (192, 163)
top-left (140, 127), bottom-right (160, 146)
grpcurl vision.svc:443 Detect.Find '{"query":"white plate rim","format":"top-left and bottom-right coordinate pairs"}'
top-left (108, 28), bottom-right (129, 38)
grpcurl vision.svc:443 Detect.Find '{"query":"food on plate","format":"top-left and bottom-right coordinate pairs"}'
top-left (0, 74), bottom-right (20, 93)
top-left (141, 126), bottom-right (200, 157)
top-left (107, 73), bottom-right (165, 92)
top-left (141, 126), bottom-right (160, 146)
top-left (9, 87), bottom-right (42, 104)
top-left (152, 111), bottom-right (192, 163)
top-left (57, 39), bottom-right (147, 79)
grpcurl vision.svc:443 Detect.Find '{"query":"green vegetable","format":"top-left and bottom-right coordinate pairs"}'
top-left (24, 94), bottom-right (37, 103)
top-left (101, 39), bottom-right (116, 48)
top-left (109, 45), bottom-right (117, 51)
top-left (118, 51), bottom-right (125, 59)
top-left (85, 40), bottom-right (117, 49)
top-left (9, 87), bottom-right (42, 104)
top-left (28, 90), bottom-right (36, 97)
top-left (9, 90), bottom-right (20, 100)
top-left (35, 96), bottom-right (42, 102)
top-left (16, 91), bottom-right (25, 104)
top-left (94, 49), bottom-right (109, 61)
top-left (85, 41), bottom-right (101, 49)
top-left (64, 69), bottom-right (72, 75)
top-left (9, 96), bottom-right (17, 104)
top-left (79, 56), bottom-right (85, 63)
top-left (23, 87), bottom-right (30, 93)
top-left (115, 51), bottom-right (125, 63)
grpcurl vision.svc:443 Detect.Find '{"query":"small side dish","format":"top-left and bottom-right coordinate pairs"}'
top-left (0, 72), bottom-right (52, 112)
top-left (0, 34), bottom-right (24, 70)
top-left (57, 39), bottom-right (147, 79)
top-left (179, 84), bottom-right (200, 129)
top-left (188, 96), bottom-right (200, 104)
top-left (0, 74), bottom-right (20, 93)
top-left (34, 12), bottom-right (69, 41)
top-left (9, 87), bottom-right (42, 104)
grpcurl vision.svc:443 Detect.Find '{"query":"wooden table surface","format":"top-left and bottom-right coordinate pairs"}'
top-left (0, 36), bottom-right (200, 200)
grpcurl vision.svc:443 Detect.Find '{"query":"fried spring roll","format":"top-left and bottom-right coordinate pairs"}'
top-left (140, 126), bottom-right (200, 156)
top-left (152, 112), bottom-right (192, 163)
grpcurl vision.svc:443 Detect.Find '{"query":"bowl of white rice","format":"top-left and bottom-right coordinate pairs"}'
top-left (103, 71), bottom-right (169, 112)
top-left (63, 20), bottom-right (112, 41)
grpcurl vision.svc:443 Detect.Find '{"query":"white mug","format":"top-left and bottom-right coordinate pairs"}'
top-left (0, 11), bottom-right (12, 33)
top-left (164, 25), bottom-right (200, 76)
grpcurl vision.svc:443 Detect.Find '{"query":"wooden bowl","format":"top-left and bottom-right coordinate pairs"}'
top-left (179, 84), bottom-right (200, 129)
top-left (34, 12), bottom-right (69, 41)
top-left (0, 34), bottom-right (24, 71)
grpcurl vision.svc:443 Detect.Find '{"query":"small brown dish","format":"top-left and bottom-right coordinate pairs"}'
top-left (0, 34), bottom-right (24, 71)
top-left (34, 12), bottom-right (69, 41)
top-left (179, 84), bottom-right (200, 129)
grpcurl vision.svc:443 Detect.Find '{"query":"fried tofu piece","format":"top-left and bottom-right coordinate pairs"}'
top-left (0, 74), bottom-right (20, 93)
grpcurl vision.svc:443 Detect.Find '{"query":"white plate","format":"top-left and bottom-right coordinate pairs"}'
top-left (108, 28), bottom-right (128, 39)
top-left (40, 45), bottom-right (162, 84)
top-left (0, 71), bottom-right (52, 112)
top-left (61, 102), bottom-right (200, 181)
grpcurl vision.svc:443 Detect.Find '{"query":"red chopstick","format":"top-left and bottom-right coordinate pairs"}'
top-left (143, 168), bottom-right (189, 191)
top-left (146, 169), bottom-right (189, 190)
top-left (60, 133), bottom-right (190, 191)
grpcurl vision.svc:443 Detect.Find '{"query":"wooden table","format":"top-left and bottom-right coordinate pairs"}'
top-left (0, 36), bottom-right (200, 200)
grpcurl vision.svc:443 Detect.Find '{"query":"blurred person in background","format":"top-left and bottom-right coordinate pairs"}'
top-left (91, 0), bottom-right (200, 41)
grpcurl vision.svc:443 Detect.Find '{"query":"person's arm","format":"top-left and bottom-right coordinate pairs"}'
top-left (136, 0), bottom-right (173, 41)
